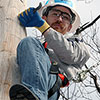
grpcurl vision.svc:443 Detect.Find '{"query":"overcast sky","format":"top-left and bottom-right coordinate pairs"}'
top-left (27, 0), bottom-right (100, 22)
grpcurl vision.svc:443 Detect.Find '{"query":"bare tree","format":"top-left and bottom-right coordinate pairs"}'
top-left (59, 13), bottom-right (100, 100)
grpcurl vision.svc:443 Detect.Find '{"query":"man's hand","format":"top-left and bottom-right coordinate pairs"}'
top-left (18, 8), bottom-right (50, 33)
top-left (18, 8), bottom-right (44, 27)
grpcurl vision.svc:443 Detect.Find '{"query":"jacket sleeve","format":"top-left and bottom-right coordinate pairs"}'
top-left (44, 28), bottom-right (90, 68)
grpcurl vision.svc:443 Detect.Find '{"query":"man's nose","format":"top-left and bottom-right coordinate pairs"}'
top-left (57, 15), bottom-right (63, 22)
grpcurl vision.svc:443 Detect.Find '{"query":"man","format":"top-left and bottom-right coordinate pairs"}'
top-left (15, 0), bottom-right (90, 100)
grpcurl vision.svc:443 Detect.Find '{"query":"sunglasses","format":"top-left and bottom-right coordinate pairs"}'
top-left (49, 8), bottom-right (72, 23)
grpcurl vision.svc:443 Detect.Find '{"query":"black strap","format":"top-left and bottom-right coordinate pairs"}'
top-left (48, 63), bottom-right (69, 98)
top-left (48, 75), bottom-right (62, 98)
top-left (48, 63), bottom-right (61, 98)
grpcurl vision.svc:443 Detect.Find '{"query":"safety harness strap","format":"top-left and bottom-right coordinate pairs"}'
top-left (48, 62), bottom-right (69, 98)
top-left (43, 42), bottom-right (69, 98)
top-left (48, 75), bottom-right (62, 98)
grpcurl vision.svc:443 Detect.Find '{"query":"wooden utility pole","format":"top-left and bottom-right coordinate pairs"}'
top-left (0, 0), bottom-right (27, 99)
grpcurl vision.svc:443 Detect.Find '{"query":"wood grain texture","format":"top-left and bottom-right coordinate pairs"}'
top-left (0, 0), bottom-right (27, 99)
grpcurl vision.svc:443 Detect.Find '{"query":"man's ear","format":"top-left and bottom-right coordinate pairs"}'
top-left (42, 16), bottom-right (47, 20)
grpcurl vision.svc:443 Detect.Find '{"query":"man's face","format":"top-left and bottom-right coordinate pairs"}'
top-left (42, 6), bottom-right (72, 35)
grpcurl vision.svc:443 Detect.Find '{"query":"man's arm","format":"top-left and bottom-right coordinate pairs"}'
top-left (44, 28), bottom-right (90, 67)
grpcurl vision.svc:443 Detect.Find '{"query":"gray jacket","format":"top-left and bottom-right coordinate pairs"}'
top-left (44, 28), bottom-right (90, 80)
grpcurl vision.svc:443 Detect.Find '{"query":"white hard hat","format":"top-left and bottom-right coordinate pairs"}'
top-left (39, 0), bottom-right (80, 33)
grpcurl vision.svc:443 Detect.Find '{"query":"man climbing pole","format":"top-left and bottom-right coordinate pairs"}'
top-left (9, 0), bottom-right (90, 100)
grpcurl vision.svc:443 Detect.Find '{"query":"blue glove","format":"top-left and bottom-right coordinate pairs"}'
top-left (18, 8), bottom-right (44, 27)
top-left (18, 8), bottom-right (50, 33)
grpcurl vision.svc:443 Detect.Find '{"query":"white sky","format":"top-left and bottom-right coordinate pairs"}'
top-left (75, 0), bottom-right (100, 23)
top-left (27, 0), bottom-right (100, 22)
